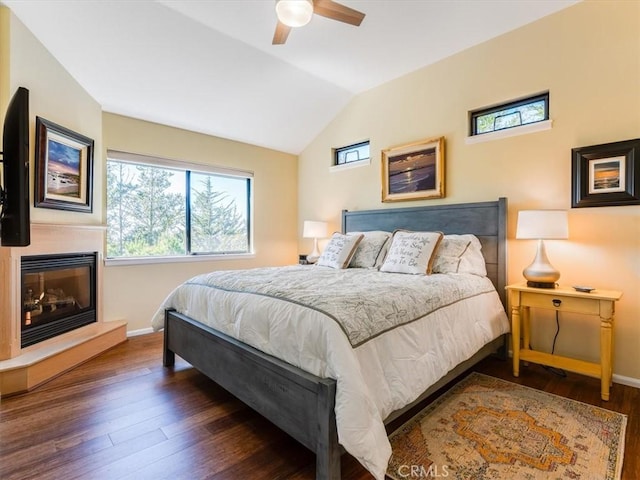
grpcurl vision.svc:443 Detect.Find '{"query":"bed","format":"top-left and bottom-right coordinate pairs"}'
top-left (154, 198), bottom-right (508, 480)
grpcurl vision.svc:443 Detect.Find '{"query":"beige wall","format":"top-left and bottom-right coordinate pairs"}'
top-left (298, 1), bottom-right (640, 381)
top-left (3, 9), bottom-right (103, 226)
top-left (1, 8), bottom-right (298, 334)
top-left (0, 9), bottom-right (9, 115)
top-left (3, 3), bottom-right (638, 382)
top-left (102, 114), bottom-right (298, 331)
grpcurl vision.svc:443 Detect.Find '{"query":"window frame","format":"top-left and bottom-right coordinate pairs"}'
top-left (469, 92), bottom-right (549, 137)
top-left (105, 150), bottom-right (253, 264)
top-left (333, 141), bottom-right (370, 166)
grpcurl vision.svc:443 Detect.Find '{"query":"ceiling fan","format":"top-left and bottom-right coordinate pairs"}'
top-left (273, 0), bottom-right (366, 45)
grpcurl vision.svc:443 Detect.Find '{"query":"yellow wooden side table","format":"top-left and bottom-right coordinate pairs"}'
top-left (506, 283), bottom-right (622, 401)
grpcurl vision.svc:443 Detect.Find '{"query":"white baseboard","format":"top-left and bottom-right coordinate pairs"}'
top-left (506, 349), bottom-right (639, 389)
top-left (613, 373), bottom-right (640, 389)
top-left (127, 327), bottom-right (154, 337)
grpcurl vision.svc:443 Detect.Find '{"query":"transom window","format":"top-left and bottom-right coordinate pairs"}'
top-left (470, 92), bottom-right (549, 136)
top-left (106, 151), bottom-right (252, 259)
top-left (334, 141), bottom-right (370, 166)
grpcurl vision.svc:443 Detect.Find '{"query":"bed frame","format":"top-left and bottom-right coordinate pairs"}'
top-left (163, 198), bottom-right (507, 479)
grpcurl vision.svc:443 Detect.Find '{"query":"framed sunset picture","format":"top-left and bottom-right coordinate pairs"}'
top-left (589, 157), bottom-right (624, 194)
top-left (35, 117), bottom-right (94, 212)
top-left (381, 136), bottom-right (445, 202)
top-left (572, 139), bottom-right (640, 208)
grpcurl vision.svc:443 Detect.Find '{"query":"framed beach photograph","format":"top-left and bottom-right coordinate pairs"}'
top-left (571, 138), bottom-right (640, 208)
top-left (35, 117), bottom-right (94, 212)
top-left (381, 136), bottom-right (445, 202)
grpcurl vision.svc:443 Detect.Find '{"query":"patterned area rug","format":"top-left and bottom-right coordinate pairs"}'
top-left (387, 373), bottom-right (626, 480)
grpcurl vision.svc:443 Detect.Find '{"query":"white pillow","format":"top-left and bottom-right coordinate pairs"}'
top-left (379, 230), bottom-right (443, 275)
top-left (316, 232), bottom-right (364, 269)
top-left (347, 231), bottom-right (392, 268)
top-left (432, 234), bottom-right (487, 277)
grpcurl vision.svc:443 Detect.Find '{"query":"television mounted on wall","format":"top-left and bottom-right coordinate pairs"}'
top-left (0, 86), bottom-right (30, 247)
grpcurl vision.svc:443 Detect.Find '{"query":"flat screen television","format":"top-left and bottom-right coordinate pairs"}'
top-left (1, 86), bottom-right (30, 247)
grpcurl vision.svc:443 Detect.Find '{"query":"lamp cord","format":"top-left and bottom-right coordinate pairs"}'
top-left (528, 310), bottom-right (566, 377)
top-left (551, 310), bottom-right (560, 355)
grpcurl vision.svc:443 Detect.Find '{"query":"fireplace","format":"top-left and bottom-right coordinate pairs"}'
top-left (21, 252), bottom-right (97, 348)
top-left (1, 224), bottom-right (126, 397)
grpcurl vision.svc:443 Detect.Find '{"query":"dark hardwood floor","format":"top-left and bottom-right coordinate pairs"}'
top-left (1, 333), bottom-right (637, 479)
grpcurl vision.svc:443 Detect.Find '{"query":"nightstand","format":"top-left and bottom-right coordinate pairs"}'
top-left (506, 283), bottom-right (622, 401)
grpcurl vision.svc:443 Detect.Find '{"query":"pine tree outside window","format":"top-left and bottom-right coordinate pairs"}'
top-left (470, 92), bottom-right (549, 136)
top-left (106, 151), bottom-right (251, 259)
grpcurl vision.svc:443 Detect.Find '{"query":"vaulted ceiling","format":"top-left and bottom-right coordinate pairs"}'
top-left (4, 0), bottom-right (579, 154)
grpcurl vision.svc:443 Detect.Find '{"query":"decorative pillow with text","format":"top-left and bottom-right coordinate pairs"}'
top-left (379, 230), bottom-right (443, 275)
top-left (317, 232), bottom-right (364, 269)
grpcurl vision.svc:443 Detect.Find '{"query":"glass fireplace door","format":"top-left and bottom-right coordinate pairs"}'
top-left (21, 252), bottom-right (97, 347)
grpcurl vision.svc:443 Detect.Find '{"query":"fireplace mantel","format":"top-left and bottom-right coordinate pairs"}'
top-left (0, 224), bottom-right (126, 396)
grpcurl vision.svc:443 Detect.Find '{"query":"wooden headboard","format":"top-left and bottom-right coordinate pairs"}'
top-left (342, 198), bottom-right (507, 306)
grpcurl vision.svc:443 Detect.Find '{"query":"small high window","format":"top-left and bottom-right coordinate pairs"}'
top-left (470, 93), bottom-right (549, 136)
top-left (334, 141), bottom-right (370, 166)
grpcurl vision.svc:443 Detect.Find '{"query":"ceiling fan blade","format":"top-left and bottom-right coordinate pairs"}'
top-left (313, 0), bottom-right (365, 26)
top-left (272, 21), bottom-right (291, 45)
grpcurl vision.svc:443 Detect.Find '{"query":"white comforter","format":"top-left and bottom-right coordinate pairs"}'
top-left (151, 266), bottom-right (510, 479)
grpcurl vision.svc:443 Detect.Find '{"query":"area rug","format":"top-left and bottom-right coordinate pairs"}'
top-left (387, 372), bottom-right (626, 480)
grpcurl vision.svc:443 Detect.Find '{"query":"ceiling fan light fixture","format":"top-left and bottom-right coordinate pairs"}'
top-left (275, 0), bottom-right (314, 28)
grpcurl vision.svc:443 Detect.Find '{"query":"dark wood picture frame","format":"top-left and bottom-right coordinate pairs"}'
top-left (35, 117), bottom-right (94, 212)
top-left (571, 138), bottom-right (640, 208)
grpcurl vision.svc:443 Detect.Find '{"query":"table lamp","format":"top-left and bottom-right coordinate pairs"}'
top-left (303, 220), bottom-right (328, 263)
top-left (516, 210), bottom-right (569, 288)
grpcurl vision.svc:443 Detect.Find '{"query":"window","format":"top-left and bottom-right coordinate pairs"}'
top-left (106, 151), bottom-right (252, 259)
top-left (470, 93), bottom-right (549, 136)
top-left (334, 141), bottom-right (370, 166)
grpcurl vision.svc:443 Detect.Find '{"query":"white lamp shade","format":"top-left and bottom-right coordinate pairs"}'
top-left (303, 220), bottom-right (328, 239)
top-left (516, 210), bottom-right (569, 240)
top-left (276, 0), bottom-right (314, 27)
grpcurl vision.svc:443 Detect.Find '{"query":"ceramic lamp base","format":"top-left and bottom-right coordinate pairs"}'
top-left (307, 238), bottom-right (320, 264)
top-left (523, 239), bottom-right (560, 288)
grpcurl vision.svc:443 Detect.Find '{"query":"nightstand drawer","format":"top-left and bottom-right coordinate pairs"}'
top-left (521, 292), bottom-right (600, 315)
